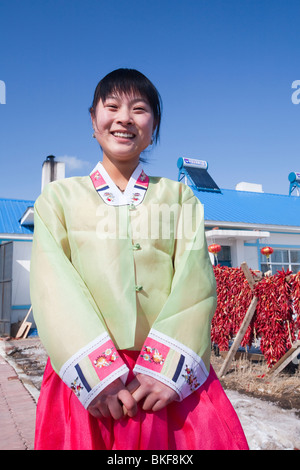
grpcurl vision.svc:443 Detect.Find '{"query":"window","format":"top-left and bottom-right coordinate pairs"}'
top-left (216, 245), bottom-right (232, 267)
top-left (260, 249), bottom-right (300, 275)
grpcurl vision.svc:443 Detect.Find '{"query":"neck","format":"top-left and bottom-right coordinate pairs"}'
top-left (101, 156), bottom-right (140, 190)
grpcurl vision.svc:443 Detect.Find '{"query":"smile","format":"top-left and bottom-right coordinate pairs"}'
top-left (112, 131), bottom-right (135, 139)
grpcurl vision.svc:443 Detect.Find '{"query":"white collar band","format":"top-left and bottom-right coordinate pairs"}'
top-left (90, 162), bottom-right (149, 207)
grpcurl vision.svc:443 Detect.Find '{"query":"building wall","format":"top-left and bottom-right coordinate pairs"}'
top-left (268, 231), bottom-right (300, 247)
top-left (11, 240), bottom-right (32, 325)
top-left (243, 245), bottom-right (259, 270)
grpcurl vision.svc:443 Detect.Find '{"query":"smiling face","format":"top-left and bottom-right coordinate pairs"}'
top-left (91, 92), bottom-right (156, 167)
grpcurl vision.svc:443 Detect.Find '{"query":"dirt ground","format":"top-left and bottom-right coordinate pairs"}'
top-left (1, 336), bottom-right (300, 418)
top-left (211, 350), bottom-right (300, 417)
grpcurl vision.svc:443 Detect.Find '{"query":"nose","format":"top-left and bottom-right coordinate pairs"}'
top-left (116, 105), bottom-right (133, 125)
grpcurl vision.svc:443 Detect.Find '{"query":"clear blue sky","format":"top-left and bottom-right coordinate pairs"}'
top-left (1, 0), bottom-right (300, 200)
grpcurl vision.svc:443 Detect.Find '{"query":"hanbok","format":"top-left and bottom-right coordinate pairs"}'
top-left (30, 162), bottom-right (248, 450)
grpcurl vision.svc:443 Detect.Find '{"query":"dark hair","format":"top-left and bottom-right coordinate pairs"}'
top-left (89, 68), bottom-right (162, 144)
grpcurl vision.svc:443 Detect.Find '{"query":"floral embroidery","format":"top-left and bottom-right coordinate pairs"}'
top-left (131, 192), bottom-right (141, 202)
top-left (94, 171), bottom-right (101, 180)
top-left (93, 347), bottom-right (118, 369)
top-left (71, 377), bottom-right (84, 397)
top-left (182, 366), bottom-right (200, 392)
top-left (104, 192), bottom-right (114, 202)
top-left (140, 171), bottom-right (146, 181)
top-left (140, 346), bottom-right (165, 365)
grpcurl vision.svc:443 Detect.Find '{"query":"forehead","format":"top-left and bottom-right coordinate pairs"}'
top-left (103, 89), bottom-right (150, 103)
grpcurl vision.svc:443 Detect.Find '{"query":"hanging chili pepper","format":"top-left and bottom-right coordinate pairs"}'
top-left (211, 266), bottom-right (299, 367)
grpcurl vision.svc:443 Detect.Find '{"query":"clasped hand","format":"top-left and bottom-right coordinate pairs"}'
top-left (87, 373), bottom-right (178, 420)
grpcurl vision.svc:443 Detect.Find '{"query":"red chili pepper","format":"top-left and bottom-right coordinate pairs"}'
top-left (211, 266), bottom-right (299, 367)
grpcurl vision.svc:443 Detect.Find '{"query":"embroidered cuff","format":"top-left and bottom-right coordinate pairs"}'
top-left (59, 332), bottom-right (129, 409)
top-left (133, 329), bottom-right (209, 401)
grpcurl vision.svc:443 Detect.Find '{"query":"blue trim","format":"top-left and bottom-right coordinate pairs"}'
top-left (172, 354), bottom-right (185, 382)
top-left (0, 239), bottom-right (32, 243)
top-left (75, 364), bottom-right (91, 392)
top-left (256, 240), bottom-right (262, 271)
top-left (11, 305), bottom-right (31, 310)
top-left (267, 231), bottom-right (300, 235)
top-left (245, 242), bottom-right (300, 249)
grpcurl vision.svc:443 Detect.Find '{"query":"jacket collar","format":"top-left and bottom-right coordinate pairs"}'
top-left (90, 161), bottom-right (149, 207)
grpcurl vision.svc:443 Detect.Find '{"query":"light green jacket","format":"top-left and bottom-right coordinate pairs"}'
top-left (30, 163), bottom-right (217, 408)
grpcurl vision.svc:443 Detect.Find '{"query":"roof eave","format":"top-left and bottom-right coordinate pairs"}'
top-left (204, 219), bottom-right (300, 233)
top-left (0, 233), bottom-right (33, 241)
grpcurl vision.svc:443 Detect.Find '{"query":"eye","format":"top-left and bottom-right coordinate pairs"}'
top-left (133, 104), bottom-right (148, 112)
top-left (104, 100), bottom-right (118, 110)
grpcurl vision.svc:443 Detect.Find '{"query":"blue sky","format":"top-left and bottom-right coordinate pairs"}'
top-left (1, 0), bottom-right (300, 200)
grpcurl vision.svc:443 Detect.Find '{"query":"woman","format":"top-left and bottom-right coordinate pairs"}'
top-left (30, 68), bottom-right (248, 450)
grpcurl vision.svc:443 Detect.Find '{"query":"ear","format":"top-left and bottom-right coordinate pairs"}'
top-left (90, 110), bottom-right (96, 130)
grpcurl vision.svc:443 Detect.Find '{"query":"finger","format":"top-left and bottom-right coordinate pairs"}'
top-left (88, 403), bottom-right (110, 420)
top-left (107, 398), bottom-right (124, 421)
top-left (152, 399), bottom-right (168, 412)
top-left (142, 393), bottom-right (159, 411)
top-left (88, 406), bottom-right (102, 419)
top-left (97, 402), bottom-right (111, 419)
top-left (118, 390), bottom-right (138, 417)
top-left (123, 387), bottom-right (146, 416)
top-left (151, 391), bottom-right (178, 412)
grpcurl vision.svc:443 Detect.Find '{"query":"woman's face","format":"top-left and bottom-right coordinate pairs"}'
top-left (91, 92), bottom-right (156, 165)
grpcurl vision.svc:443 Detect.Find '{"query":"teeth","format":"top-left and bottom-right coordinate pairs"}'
top-left (113, 132), bottom-right (134, 138)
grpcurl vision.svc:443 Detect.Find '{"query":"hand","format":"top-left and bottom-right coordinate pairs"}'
top-left (87, 378), bottom-right (138, 420)
top-left (126, 373), bottom-right (179, 413)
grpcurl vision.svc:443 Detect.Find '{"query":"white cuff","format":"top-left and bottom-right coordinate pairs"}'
top-left (59, 332), bottom-right (129, 408)
top-left (133, 329), bottom-right (209, 400)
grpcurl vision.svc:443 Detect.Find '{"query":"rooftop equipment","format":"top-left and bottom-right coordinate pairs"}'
top-left (288, 172), bottom-right (300, 196)
top-left (177, 157), bottom-right (221, 193)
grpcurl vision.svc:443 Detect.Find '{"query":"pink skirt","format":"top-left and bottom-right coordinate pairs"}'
top-left (35, 350), bottom-right (248, 450)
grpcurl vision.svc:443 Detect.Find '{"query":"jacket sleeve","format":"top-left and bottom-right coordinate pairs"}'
top-left (133, 188), bottom-right (217, 400)
top-left (30, 183), bottom-right (129, 409)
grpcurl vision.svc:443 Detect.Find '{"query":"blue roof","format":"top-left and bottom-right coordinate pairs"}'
top-left (193, 188), bottom-right (300, 228)
top-left (0, 198), bottom-right (34, 235)
top-left (1, 187), bottom-right (300, 236)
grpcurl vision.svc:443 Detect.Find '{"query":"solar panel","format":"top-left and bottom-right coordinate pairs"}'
top-left (177, 158), bottom-right (221, 193)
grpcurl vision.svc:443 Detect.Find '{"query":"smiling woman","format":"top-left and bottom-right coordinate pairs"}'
top-left (31, 68), bottom-right (249, 451)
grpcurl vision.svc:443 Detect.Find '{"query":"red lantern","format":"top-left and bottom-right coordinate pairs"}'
top-left (260, 246), bottom-right (274, 259)
top-left (208, 244), bottom-right (222, 255)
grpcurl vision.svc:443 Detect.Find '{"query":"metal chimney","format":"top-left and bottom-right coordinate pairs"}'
top-left (41, 155), bottom-right (65, 191)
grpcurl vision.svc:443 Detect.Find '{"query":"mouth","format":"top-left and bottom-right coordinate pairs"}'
top-left (111, 131), bottom-right (135, 139)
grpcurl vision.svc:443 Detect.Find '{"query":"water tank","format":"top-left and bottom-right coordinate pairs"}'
top-left (288, 172), bottom-right (300, 183)
top-left (177, 157), bottom-right (208, 170)
top-left (288, 172), bottom-right (300, 196)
